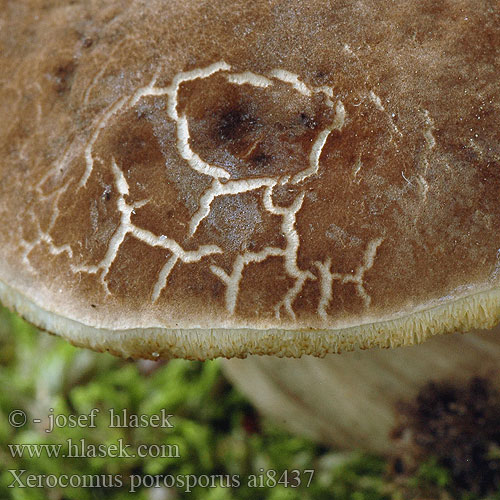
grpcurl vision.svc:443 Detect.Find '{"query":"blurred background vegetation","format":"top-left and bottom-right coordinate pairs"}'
top-left (1, 305), bottom-right (499, 500)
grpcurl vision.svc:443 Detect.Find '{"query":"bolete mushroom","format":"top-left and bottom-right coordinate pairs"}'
top-left (1, 0), bottom-right (499, 451)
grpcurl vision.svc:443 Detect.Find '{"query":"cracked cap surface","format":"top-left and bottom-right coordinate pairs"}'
top-left (0, 0), bottom-right (499, 359)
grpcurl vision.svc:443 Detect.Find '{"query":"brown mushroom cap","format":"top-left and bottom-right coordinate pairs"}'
top-left (1, 0), bottom-right (499, 359)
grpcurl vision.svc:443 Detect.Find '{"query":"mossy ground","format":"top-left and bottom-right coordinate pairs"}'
top-left (0, 306), bottom-right (498, 500)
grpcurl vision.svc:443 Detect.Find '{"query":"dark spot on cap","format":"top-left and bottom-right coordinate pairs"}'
top-left (52, 61), bottom-right (76, 94)
top-left (217, 108), bottom-right (258, 142)
top-left (250, 152), bottom-right (272, 165)
top-left (313, 69), bottom-right (330, 84)
top-left (300, 112), bottom-right (317, 129)
top-left (82, 37), bottom-right (93, 48)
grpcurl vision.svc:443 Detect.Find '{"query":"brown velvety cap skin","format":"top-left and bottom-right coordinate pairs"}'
top-left (0, 0), bottom-right (499, 359)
